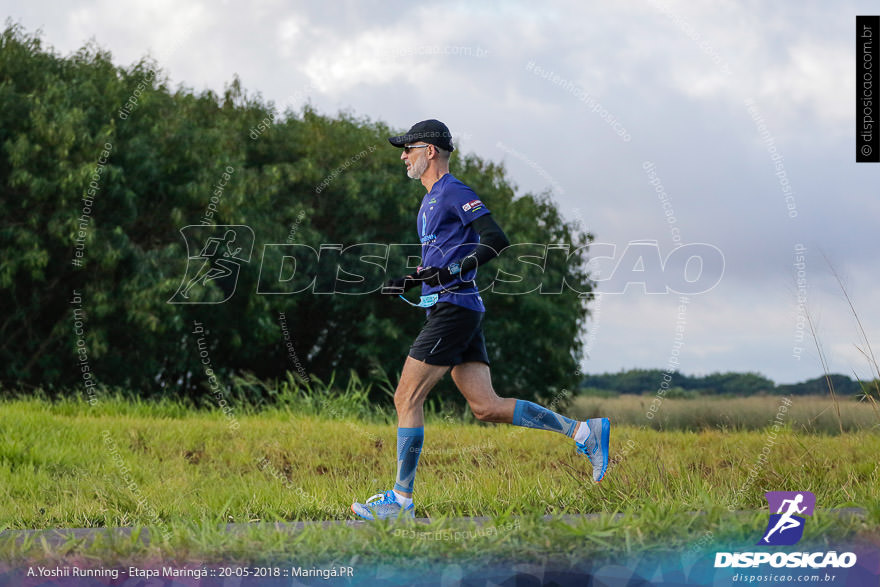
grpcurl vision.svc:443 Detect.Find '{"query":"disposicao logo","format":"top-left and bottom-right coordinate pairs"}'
top-left (759, 491), bottom-right (815, 546)
top-left (714, 491), bottom-right (857, 570)
top-left (168, 225), bottom-right (254, 304)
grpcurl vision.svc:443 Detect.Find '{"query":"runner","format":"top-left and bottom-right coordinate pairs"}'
top-left (351, 120), bottom-right (610, 521)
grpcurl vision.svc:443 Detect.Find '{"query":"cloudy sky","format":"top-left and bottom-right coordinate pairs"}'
top-left (5, 0), bottom-right (878, 384)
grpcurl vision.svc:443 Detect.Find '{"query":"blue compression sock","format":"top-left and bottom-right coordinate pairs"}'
top-left (512, 400), bottom-right (579, 437)
top-left (393, 427), bottom-right (424, 494)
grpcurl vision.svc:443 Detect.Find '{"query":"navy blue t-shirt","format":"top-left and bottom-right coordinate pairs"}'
top-left (417, 173), bottom-right (491, 312)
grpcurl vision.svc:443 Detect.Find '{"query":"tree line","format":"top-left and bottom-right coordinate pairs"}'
top-left (580, 369), bottom-right (870, 397)
top-left (0, 24), bottom-right (594, 404)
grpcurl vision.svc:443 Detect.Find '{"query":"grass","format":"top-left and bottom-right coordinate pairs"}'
top-left (570, 394), bottom-right (880, 433)
top-left (2, 508), bottom-right (876, 571)
top-left (1, 394), bottom-right (878, 565)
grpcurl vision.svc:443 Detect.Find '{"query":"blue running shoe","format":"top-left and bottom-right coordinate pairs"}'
top-left (576, 418), bottom-right (610, 482)
top-left (351, 490), bottom-right (415, 521)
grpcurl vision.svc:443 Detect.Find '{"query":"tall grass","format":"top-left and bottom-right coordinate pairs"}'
top-left (230, 370), bottom-right (393, 420)
top-left (1, 369), bottom-right (397, 423)
top-left (1, 397), bottom-right (878, 530)
top-left (824, 256), bottom-right (880, 423)
top-left (571, 394), bottom-right (879, 433)
top-left (1, 391), bottom-right (878, 566)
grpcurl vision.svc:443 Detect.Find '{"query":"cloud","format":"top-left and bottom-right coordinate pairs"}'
top-left (3, 0), bottom-right (876, 383)
top-left (65, 0), bottom-right (211, 65)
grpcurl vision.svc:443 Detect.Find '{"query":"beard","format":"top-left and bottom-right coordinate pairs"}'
top-left (407, 154), bottom-right (428, 179)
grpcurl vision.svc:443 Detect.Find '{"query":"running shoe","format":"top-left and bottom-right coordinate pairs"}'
top-left (351, 490), bottom-right (415, 521)
top-left (575, 417), bottom-right (610, 482)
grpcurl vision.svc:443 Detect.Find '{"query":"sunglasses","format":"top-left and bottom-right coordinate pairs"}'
top-left (403, 144), bottom-right (430, 154)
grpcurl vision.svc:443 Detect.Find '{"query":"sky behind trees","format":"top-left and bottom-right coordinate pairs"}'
top-left (3, 0), bottom-right (877, 384)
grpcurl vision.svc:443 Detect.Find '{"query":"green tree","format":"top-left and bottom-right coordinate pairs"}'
top-left (0, 24), bottom-right (594, 404)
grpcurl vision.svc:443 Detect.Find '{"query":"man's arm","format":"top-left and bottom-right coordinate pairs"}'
top-left (457, 213), bottom-right (510, 273)
top-left (417, 214), bottom-right (510, 287)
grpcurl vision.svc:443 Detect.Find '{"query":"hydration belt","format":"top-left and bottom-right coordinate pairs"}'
top-left (398, 280), bottom-right (476, 308)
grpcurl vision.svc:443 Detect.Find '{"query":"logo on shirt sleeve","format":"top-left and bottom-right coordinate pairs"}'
top-left (462, 199), bottom-right (483, 212)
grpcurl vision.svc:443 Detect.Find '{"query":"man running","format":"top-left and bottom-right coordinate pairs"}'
top-left (351, 119), bottom-right (610, 521)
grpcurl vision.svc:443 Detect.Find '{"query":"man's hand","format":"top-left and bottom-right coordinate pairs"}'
top-left (381, 272), bottom-right (420, 294)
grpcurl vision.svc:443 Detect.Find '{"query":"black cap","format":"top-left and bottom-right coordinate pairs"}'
top-left (388, 119), bottom-right (454, 152)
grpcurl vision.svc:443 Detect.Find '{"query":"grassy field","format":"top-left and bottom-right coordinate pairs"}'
top-left (1, 393), bottom-right (879, 567)
top-left (570, 393), bottom-right (880, 433)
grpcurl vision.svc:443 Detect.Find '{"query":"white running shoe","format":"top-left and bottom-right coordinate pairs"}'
top-left (575, 418), bottom-right (611, 483)
top-left (351, 490), bottom-right (415, 521)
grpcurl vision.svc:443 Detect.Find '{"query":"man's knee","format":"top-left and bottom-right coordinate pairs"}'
top-left (394, 387), bottom-right (410, 410)
top-left (394, 386), bottom-right (423, 413)
top-left (471, 401), bottom-right (502, 423)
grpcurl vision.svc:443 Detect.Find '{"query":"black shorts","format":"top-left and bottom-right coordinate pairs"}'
top-left (408, 302), bottom-right (490, 366)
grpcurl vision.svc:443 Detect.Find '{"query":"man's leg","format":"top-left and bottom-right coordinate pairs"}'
top-left (392, 356), bottom-right (449, 498)
top-left (450, 362), bottom-right (610, 482)
top-left (450, 362), bottom-right (577, 432)
top-left (350, 356), bottom-right (448, 520)
top-left (449, 361), bottom-right (515, 423)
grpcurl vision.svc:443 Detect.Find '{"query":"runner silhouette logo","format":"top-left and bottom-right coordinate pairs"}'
top-left (759, 491), bottom-right (816, 546)
top-left (168, 225), bottom-right (254, 304)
